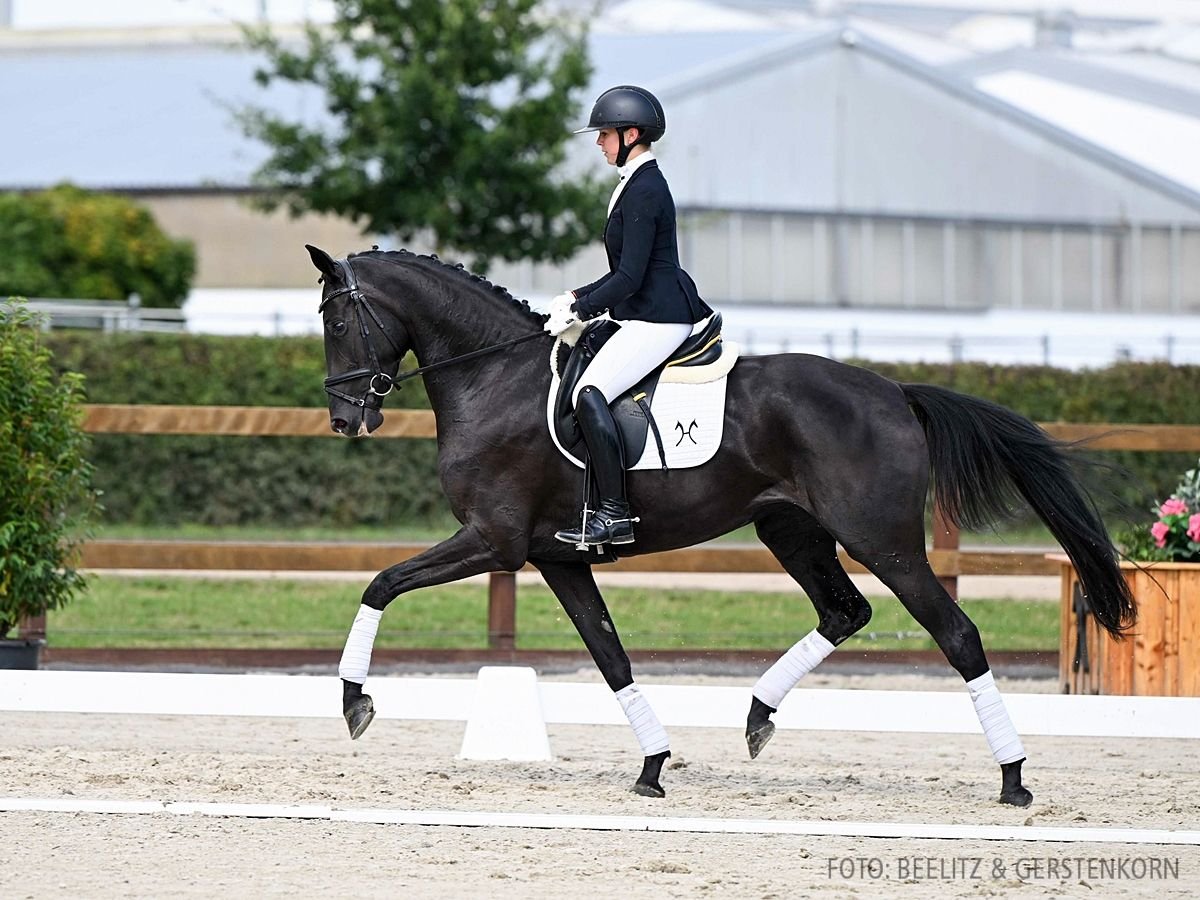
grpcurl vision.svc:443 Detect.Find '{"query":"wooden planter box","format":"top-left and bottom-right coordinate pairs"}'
top-left (1053, 555), bottom-right (1200, 696)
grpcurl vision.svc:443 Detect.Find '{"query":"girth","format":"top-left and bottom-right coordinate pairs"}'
top-left (553, 314), bottom-right (724, 468)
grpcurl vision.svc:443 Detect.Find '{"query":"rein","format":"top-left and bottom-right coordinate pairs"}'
top-left (388, 329), bottom-right (545, 385)
top-left (321, 257), bottom-right (544, 409)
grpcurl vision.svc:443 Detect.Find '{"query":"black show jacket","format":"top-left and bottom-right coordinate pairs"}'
top-left (571, 160), bottom-right (713, 325)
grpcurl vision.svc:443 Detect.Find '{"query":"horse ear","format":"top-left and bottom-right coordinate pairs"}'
top-left (305, 244), bottom-right (340, 283)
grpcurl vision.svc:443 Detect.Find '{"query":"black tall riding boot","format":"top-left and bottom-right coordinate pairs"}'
top-left (555, 386), bottom-right (637, 547)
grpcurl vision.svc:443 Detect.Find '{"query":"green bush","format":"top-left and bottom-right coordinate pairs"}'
top-left (0, 184), bottom-right (196, 307)
top-left (47, 331), bottom-right (448, 529)
top-left (40, 331), bottom-right (1200, 531)
top-left (0, 301), bottom-right (100, 636)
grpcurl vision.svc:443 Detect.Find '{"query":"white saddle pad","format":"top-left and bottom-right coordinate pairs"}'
top-left (546, 341), bottom-right (739, 471)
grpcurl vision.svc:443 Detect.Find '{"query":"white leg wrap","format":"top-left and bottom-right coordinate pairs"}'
top-left (338, 604), bottom-right (383, 685)
top-left (967, 670), bottom-right (1026, 765)
top-left (752, 629), bottom-right (835, 709)
top-left (615, 683), bottom-right (670, 756)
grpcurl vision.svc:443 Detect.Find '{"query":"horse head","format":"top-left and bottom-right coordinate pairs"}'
top-left (308, 243), bottom-right (554, 438)
top-left (306, 244), bottom-right (409, 436)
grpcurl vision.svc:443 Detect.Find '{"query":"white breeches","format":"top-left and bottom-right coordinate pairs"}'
top-left (572, 319), bottom-right (694, 405)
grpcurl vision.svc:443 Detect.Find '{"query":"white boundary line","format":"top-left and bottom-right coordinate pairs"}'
top-left (4, 670), bottom-right (1200, 739)
top-left (1, 798), bottom-right (1198, 844)
top-left (5, 672), bottom-right (1198, 844)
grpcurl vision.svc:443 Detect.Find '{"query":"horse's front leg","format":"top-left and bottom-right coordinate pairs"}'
top-left (340, 525), bottom-right (519, 739)
top-left (534, 559), bottom-right (672, 798)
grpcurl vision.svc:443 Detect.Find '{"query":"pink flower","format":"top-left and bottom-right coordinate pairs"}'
top-left (1160, 498), bottom-right (1189, 516)
top-left (1151, 521), bottom-right (1171, 547)
top-left (1189, 514), bottom-right (1200, 543)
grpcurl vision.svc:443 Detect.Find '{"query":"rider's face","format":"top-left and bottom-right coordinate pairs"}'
top-left (596, 127), bottom-right (641, 165)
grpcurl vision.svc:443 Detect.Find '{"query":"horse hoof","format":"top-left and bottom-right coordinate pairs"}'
top-left (1000, 786), bottom-right (1033, 807)
top-left (746, 721), bottom-right (775, 759)
top-left (345, 695), bottom-right (376, 740)
top-left (632, 780), bottom-right (666, 799)
top-left (998, 758), bottom-right (1031, 807)
top-left (632, 750), bottom-right (670, 798)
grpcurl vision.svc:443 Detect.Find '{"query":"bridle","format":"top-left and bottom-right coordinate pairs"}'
top-left (320, 257), bottom-right (545, 410)
top-left (320, 258), bottom-right (405, 410)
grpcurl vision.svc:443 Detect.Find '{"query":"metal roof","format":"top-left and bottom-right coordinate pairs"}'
top-left (641, 25), bottom-right (1200, 219)
top-left (947, 47), bottom-right (1200, 117)
top-left (3, 18), bottom-right (1200, 222)
top-left (942, 45), bottom-right (1200, 198)
top-left (0, 28), bottom-right (783, 192)
top-left (976, 70), bottom-right (1200, 195)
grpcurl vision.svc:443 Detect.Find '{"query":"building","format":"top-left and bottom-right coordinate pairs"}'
top-left (3, 2), bottom-right (1200, 363)
top-left (495, 11), bottom-right (1200, 316)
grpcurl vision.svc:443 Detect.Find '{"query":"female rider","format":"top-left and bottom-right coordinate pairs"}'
top-left (545, 85), bottom-right (713, 548)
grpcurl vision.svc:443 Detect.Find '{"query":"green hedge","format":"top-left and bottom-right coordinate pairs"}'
top-left (47, 332), bottom-right (448, 528)
top-left (45, 332), bottom-right (1200, 529)
top-left (0, 184), bottom-right (196, 307)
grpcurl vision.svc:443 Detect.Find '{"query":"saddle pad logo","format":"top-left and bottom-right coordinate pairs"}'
top-left (630, 379), bottom-right (725, 469)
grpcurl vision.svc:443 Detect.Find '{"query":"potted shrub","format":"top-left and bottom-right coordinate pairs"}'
top-left (0, 299), bottom-right (99, 668)
top-left (1056, 462), bottom-right (1200, 696)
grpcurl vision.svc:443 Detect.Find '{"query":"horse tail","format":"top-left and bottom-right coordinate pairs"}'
top-left (901, 382), bottom-right (1136, 638)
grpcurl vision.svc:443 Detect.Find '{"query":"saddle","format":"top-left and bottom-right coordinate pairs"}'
top-left (552, 314), bottom-right (726, 469)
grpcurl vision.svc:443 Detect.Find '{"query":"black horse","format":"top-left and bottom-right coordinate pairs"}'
top-left (307, 245), bottom-right (1135, 806)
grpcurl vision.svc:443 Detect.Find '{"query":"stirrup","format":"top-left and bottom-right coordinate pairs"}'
top-left (554, 503), bottom-right (639, 550)
top-left (554, 503), bottom-right (594, 550)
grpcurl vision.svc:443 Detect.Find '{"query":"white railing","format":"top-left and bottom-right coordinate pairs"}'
top-left (26, 297), bottom-right (186, 332)
top-left (4, 668), bottom-right (1198, 750)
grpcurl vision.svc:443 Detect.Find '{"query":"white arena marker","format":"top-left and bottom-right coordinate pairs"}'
top-left (325, 809), bottom-right (1200, 844)
top-left (459, 666), bottom-right (552, 762)
top-left (0, 671), bottom-right (475, 722)
top-left (166, 802), bottom-right (332, 819)
top-left (6, 671), bottom-right (1200, 741)
top-left (6, 797), bottom-right (1200, 845)
top-left (0, 798), bottom-right (164, 815)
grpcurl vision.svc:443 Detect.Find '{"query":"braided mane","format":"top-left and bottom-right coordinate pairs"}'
top-left (349, 248), bottom-right (548, 325)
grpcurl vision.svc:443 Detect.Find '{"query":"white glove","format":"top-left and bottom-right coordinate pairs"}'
top-left (548, 291), bottom-right (575, 318)
top-left (545, 310), bottom-right (577, 337)
top-left (544, 291), bottom-right (578, 336)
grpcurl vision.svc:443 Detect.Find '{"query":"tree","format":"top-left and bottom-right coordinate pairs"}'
top-left (239, 0), bottom-right (605, 269)
top-left (0, 185), bottom-right (196, 308)
top-left (0, 300), bottom-right (100, 637)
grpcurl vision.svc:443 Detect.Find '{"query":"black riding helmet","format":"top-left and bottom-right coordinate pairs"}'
top-left (575, 85), bottom-right (665, 166)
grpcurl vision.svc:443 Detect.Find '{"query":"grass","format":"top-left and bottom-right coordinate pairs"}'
top-left (47, 574), bottom-right (1060, 651)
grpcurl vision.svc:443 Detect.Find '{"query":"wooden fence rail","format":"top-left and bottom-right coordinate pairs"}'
top-left (81, 404), bottom-right (1200, 450)
top-left (75, 539), bottom-right (1061, 578)
top-left (18, 405), bottom-right (1196, 651)
top-left (82, 404), bottom-right (437, 438)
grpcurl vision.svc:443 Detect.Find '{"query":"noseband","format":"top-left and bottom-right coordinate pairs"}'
top-left (321, 257), bottom-right (545, 409)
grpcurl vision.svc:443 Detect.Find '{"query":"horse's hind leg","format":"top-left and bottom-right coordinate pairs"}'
top-left (534, 559), bottom-right (671, 798)
top-left (746, 506), bottom-right (874, 758)
top-left (849, 543), bottom-right (1033, 807)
